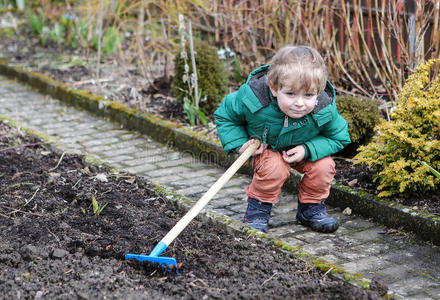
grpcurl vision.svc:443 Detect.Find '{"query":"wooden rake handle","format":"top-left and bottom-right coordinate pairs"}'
top-left (161, 139), bottom-right (261, 246)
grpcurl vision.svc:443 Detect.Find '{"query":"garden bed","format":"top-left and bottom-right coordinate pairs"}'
top-left (0, 122), bottom-right (384, 299)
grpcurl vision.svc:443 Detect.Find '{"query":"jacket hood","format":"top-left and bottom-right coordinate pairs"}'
top-left (245, 65), bottom-right (335, 115)
top-left (247, 65), bottom-right (272, 107)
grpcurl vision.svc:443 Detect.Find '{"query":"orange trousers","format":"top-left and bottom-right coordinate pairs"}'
top-left (245, 149), bottom-right (335, 204)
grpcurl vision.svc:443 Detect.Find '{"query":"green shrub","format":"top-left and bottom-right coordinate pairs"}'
top-left (354, 59), bottom-right (440, 197)
top-left (336, 95), bottom-right (381, 147)
top-left (172, 39), bottom-right (228, 116)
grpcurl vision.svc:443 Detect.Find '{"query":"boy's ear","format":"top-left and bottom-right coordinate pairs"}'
top-left (267, 81), bottom-right (278, 97)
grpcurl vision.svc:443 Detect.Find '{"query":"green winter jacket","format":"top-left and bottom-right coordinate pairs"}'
top-left (214, 65), bottom-right (351, 161)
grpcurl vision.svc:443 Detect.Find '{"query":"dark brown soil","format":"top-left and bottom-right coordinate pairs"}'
top-left (333, 158), bottom-right (440, 216)
top-left (0, 25), bottom-right (439, 217)
top-left (0, 123), bottom-right (383, 299)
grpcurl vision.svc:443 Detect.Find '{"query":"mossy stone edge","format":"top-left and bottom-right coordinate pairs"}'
top-left (0, 59), bottom-right (438, 246)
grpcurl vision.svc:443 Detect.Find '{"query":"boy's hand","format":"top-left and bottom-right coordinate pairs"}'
top-left (282, 145), bottom-right (305, 165)
top-left (238, 139), bottom-right (267, 156)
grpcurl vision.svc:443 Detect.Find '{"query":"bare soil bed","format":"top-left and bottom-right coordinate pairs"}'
top-left (0, 122), bottom-right (385, 299)
top-left (1, 27), bottom-right (439, 217)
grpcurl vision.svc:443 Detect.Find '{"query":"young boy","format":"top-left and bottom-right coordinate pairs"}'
top-left (214, 45), bottom-right (350, 233)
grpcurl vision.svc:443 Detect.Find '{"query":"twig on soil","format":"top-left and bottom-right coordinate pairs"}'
top-left (261, 272), bottom-right (278, 286)
top-left (1, 205), bottom-right (43, 217)
top-left (72, 178), bottom-right (82, 189)
top-left (80, 231), bottom-right (102, 239)
top-left (0, 142), bottom-right (47, 152)
top-left (290, 264), bottom-right (318, 276)
top-left (85, 237), bottom-right (101, 246)
top-left (48, 228), bottom-right (62, 247)
top-left (2, 186), bottom-right (40, 214)
top-left (190, 278), bottom-right (208, 287)
top-left (175, 238), bottom-right (191, 254)
top-left (72, 78), bottom-right (112, 86)
top-left (101, 189), bottom-right (113, 195)
top-left (49, 152), bottom-right (66, 171)
top-left (189, 279), bottom-right (226, 292)
top-left (23, 187), bottom-right (40, 208)
top-left (323, 266), bottom-right (334, 277)
top-left (0, 211), bottom-right (12, 219)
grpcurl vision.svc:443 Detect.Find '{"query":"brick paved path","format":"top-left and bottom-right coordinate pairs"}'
top-left (1, 76), bottom-right (439, 299)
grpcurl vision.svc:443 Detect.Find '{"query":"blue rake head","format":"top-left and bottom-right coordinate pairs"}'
top-left (125, 253), bottom-right (178, 273)
top-left (125, 241), bottom-right (179, 274)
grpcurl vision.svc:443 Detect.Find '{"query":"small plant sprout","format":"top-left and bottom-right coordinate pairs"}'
top-left (183, 89), bottom-right (208, 126)
top-left (91, 194), bottom-right (108, 216)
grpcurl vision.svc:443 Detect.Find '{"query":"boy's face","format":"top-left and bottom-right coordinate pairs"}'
top-left (270, 86), bottom-right (318, 119)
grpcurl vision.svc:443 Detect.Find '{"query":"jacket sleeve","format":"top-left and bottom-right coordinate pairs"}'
top-left (214, 92), bottom-right (249, 154)
top-left (304, 103), bottom-right (351, 161)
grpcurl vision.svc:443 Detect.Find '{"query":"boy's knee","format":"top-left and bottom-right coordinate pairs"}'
top-left (303, 157), bottom-right (335, 183)
top-left (255, 150), bottom-right (290, 180)
top-left (317, 156), bottom-right (335, 169)
top-left (308, 156), bottom-right (335, 173)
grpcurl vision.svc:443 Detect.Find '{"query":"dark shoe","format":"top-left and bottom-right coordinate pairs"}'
top-left (243, 198), bottom-right (272, 232)
top-left (296, 201), bottom-right (339, 233)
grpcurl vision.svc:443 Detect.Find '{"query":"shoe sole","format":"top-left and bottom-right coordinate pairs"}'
top-left (243, 220), bottom-right (268, 232)
top-left (296, 218), bottom-right (339, 233)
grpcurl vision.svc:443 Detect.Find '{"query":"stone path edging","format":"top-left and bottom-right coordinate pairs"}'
top-left (0, 59), bottom-right (439, 246)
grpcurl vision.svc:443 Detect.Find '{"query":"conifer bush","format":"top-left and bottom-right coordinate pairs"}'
top-left (336, 95), bottom-right (381, 147)
top-left (172, 39), bottom-right (228, 116)
top-left (354, 59), bottom-right (440, 197)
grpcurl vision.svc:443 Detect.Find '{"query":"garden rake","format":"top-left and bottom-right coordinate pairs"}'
top-left (125, 139), bottom-right (261, 273)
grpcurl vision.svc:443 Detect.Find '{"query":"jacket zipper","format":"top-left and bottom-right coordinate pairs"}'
top-left (262, 128), bottom-right (268, 146)
top-left (284, 115), bottom-right (289, 127)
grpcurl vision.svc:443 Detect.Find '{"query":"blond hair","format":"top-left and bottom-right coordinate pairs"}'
top-left (267, 45), bottom-right (327, 94)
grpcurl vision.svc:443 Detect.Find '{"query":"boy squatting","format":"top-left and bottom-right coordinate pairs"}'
top-left (214, 45), bottom-right (351, 233)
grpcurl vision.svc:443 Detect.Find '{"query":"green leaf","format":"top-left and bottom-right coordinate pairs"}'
top-left (195, 108), bottom-right (207, 126)
top-left (183, 99), bottom-right (196, 126)
top-left (98, 203), bottom-right (108, 215)
top-left (421, 161), bottom-right (440, 179)
top-left (92, 194), bottom-right (98, 214)
top-left (30, 14), bottom-right (44, 35)
top-left (189, 111), bottom-right (195, 126)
